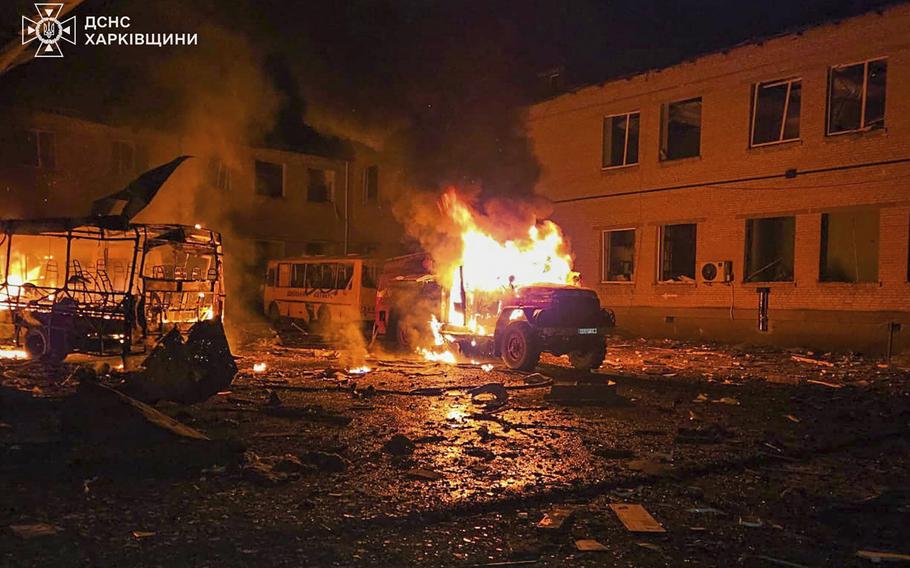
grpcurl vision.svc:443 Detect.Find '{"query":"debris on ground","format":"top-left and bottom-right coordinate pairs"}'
top-left (610, 504), bottom-right (666, 533)
top-left (546, 379), bottom-right (620, 405)
top-left (855, 550), bottom-right (910, 562)
top-left (9, 523), bottom-right (60, 539)
top-left (469, 383), bottom-right (509, 409)
top-left (406, 468), bottom-right (444, 481)
top-left (62, 381), bottom-right (209, 443)
top-left (536, 506), bottom-right (575, 530)
top-left (123, 320), bottom-right (237, 404)
top-left (574, 539), bottom-right (608, 552)
top-left (383, 434), bottom-right (416, 456)
top-left (791, 355), bottom-right (835, 367)
top-left (675, 423), bottom-right (735, 444)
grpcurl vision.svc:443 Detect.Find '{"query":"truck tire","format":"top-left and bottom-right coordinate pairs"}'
top-left (500, 322), bottom-right (540, 371)
top-left (569, 340), bottom-right (606, 372)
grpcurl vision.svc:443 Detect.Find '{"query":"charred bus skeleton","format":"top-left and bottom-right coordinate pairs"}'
top-left (0, 217), bottom-right (224, 362)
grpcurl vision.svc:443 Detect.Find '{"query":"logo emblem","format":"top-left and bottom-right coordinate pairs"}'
top-left (21, 3), bottom-right (76, 58)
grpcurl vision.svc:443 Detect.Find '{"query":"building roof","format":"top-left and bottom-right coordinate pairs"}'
top-left (534, 0), bottom-right (905, 104)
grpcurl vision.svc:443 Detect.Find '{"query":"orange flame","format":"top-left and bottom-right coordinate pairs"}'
top-left (418, 189), bottom-right (577, 364)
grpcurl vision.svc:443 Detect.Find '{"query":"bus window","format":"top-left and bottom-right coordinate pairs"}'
top-left (339, 263), bottom-right (354, 289)
top-left (266, 267), bottom-right (276, 287)
top-left (278, 263), bottom-right (291, 287)
top-left (291, 263), bottom-right (306, 287)
top-left (306, 263), bottom-right (332, 289)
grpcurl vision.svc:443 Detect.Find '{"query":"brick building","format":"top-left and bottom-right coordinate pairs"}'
top-left (528, 4), bottom-right (910, 355)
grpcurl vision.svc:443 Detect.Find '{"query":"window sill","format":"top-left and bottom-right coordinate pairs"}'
top-left (656, 280), bottom-right (697, 286)
top-left (658, 155), bottom-right (701, 166)
top-left (601, 163), bottom-right (639, 173)
top-left (817, 280), bottom-right (882, 287)
top-left (600, 280), bottom-right (635, 285)
top-left (825, 125), bottom-right (887, 139)
top-left (748, 138), bottom-right (802, 151)
top-left (740, 281), bottom-right (796, 288)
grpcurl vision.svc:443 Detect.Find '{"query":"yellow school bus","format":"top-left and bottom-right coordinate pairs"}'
top-left (263, 256), bottom-right (378, 333)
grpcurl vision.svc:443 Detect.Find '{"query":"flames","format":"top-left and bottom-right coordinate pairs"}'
top-left (417, 189), bottom-right (577, 364)
top-left (0, 257), bottom-right (46, 310)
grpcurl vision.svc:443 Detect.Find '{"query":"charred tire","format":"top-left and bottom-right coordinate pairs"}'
top-left (24, 328), bottom-right (69, 364)
top-left (267, 302), bottom-right (281, 323)
top-left (500, 322), bottom-right (541, 371)
top-left (569, 340), bottom-right (606, 372)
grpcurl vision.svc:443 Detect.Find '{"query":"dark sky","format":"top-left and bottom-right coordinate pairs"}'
top-left (1, 0), bottom-right (899, 195)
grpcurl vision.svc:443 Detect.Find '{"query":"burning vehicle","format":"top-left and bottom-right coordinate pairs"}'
top-left (0, 157), bottom-right (225, 362)
top-left (379, 190), bottom-right (615, 371)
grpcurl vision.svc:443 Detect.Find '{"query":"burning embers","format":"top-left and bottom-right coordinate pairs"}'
top-left (417, 189), bottom-right (578, 364)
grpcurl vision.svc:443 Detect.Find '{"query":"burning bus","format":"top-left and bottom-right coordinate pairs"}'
top-left (0, 156), bottom-right (225, 362)
top-left (377, 189), bottom-right (615, 371)
top-left (0, 218), bottom-right (224, 363)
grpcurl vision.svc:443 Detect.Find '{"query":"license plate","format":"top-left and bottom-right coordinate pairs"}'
top-left (578, 327), bottom-right (597, 335)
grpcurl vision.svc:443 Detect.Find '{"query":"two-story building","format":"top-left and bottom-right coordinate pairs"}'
top-left (528, 3), bottom-right (910, 355)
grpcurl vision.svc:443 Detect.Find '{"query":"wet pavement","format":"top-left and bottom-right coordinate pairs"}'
top-left (1, 336), bottom-right (909, 567)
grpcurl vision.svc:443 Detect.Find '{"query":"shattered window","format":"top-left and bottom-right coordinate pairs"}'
top-left (363, 165), bottom-right (379, 202)
top-left (255, 160), bottom-right (284, 198)
top-left (659, 224), bottom-right (697, 282)
top-left (744, 216), bottom-right (795, 282)
top-left (660, 97), bottom-right (701, 161)
top-left (308, 168), bottom-right (335, 202)
top-left (291, 263), bottom-right (307, 288)
top-left (602, 112), bottom-right (639, 168)
top-left (820, 210), bottom-right (879, 282)
top-left (602, 229), bottom-right (635, 282)
top-left (828, 59), bottom-right (887, 134)
top-left (751, 78), bottom-right (801, 146)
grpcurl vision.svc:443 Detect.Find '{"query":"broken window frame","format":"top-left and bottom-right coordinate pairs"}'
top-left (602, 111), bottom-right (640, 169)
top-left (819, 209), bottom-right (879, 283)
top-left (254, 160), bottom-right (285, 198)
top-left (743, 216), bottom-right (796, 283)
top-left (660, 97), bottom-right (702, 161)
top-left (601, 228), bottom-right (636, 283)
top-left (750, 77), bottom-right (801, 147)
top-left (827, 58), bottom-right (887, 135)
top-left (658, 223), bottom-right (698, 283)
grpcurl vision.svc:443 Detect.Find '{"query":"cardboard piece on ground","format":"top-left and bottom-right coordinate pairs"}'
top-left (609, 503), bottom-right (665, 533)
top-left (856, 550), bottom-right (910, 562)
top-left (9, 523), bottom-right (60, 538)
top-left (575, 539), bottom-right (608, 552)
top-left (536, 506), bottom-right (575, 530)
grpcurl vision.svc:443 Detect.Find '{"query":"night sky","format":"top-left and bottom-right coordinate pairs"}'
top-left (1, 0), bottom-right (898, 195)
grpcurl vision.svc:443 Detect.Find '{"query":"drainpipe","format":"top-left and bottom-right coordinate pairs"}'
top-left (344, 160), bottom-right (350, 255)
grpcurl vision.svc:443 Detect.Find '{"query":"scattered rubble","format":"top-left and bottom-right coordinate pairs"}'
top-left (123, 320), bottom-right (238, 404)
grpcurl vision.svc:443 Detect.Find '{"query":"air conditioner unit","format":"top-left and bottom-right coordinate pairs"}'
top-left (699, 261), bottom-right (733, 283)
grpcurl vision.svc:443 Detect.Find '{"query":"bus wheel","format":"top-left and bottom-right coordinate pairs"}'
top-left (25, 327), bottom-right (69, 364)
top-left (268, 302), bottom-right (285, 329)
